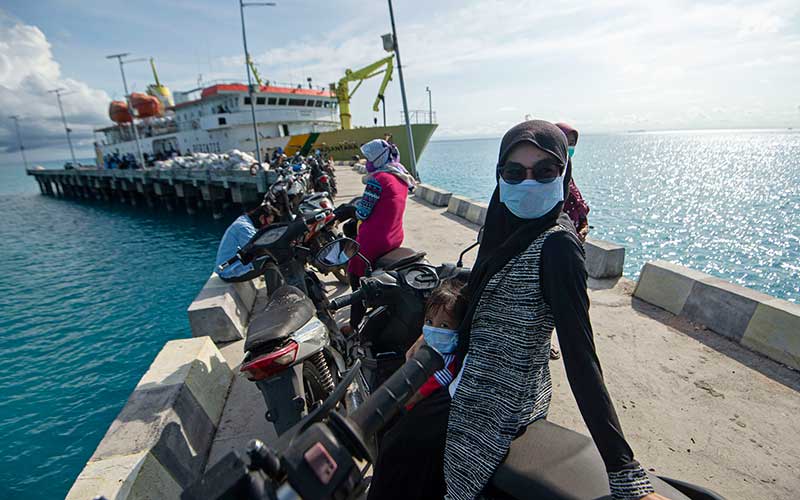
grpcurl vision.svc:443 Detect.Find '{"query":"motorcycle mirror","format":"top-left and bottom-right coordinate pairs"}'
top-left (457, 226), bottom-right (485, 268)
top-left (314, 237), bottom-right (360, 270)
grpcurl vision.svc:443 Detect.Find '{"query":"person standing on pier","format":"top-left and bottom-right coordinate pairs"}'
top-left (555, 122), bottom-right (590, 242)
top-left (214, 203), bottom-right (279, 284)
top-left (344, 138), bottom-right (415, 330)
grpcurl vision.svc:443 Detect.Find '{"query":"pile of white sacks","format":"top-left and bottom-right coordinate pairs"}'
top-left (153, 150), bottom-right (258, 171)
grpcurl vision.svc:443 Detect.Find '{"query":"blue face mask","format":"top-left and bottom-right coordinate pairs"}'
top-left (423, 325), bottom-right (458, 354)
top-left (568, 146), bottom-right (575, 158)
top-left (499, 175), bottom-right (565, 219)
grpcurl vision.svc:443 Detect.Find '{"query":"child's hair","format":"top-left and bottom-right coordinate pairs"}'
top-left (425, 280), bottom-right (468, 321)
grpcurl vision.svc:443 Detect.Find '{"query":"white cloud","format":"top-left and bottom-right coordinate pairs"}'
top-left (0, 13), bottom-right (109, 154)
top-left (215, 0), bottom-right (800, 136)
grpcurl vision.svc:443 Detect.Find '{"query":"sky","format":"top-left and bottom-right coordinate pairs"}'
top-left (1, 0), bottom-right (798, 165)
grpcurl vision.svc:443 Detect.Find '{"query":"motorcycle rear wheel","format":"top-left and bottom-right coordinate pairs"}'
top-left (302, 362), bottom-right (332, 412)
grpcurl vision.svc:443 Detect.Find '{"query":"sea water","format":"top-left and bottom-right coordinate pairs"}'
top-left (0, 160), bottom-right (232, 499)
top-left (418, 129), bottom-right (800, 302)
top-left (1, 129), bottom-right (799, 498)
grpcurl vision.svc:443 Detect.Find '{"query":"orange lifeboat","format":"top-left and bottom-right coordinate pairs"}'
top-left (130, 92), bottom-right (164, 118)
top-left (109, 101), bottom-right (132, 123)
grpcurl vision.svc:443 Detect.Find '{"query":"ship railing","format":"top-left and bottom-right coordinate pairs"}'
top-left (401, 109), bottom-right (437, 124)
top-left (182, 78), bottom-right (331, 93)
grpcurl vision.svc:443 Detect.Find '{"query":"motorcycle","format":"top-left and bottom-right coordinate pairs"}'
top-left (218, 215), bottom-right (364, 435)
top-left (327, 245), bottom-right (433, 391)
top-left (186, 345), bottom-right (726, 500)
top-left (308, 157), bottom-right (338, 198)
top-left (263, 173), bottom-right (349, 285)
top-left (264, 168), bottom-right (313, 221)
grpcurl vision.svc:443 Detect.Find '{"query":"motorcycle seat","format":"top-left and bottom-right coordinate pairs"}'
top-left (490, 419), bottom-right (688, 500)
top-left (245, 285), bottom-right (315, 353)
top-left (375, 247), bottom-right (426, 271)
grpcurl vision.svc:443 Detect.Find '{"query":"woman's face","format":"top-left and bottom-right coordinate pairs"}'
top-left (504, 143), bottom-right (562, 181)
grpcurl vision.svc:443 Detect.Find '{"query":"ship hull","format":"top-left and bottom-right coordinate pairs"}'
top-left (263, 123), bottom-right (437, 176)
top-left (97, 122), bottom-right (437, 178)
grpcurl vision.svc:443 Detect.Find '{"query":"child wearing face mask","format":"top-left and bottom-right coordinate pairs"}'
top-left (367, 280), bottom-right (467, 500)
top-left (403, 280), bottom-right (467, 409)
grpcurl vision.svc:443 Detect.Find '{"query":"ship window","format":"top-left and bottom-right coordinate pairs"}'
top-left (244, 97), bottom-right (252, 105)
top-left (288, 98), bottom-right (305, 106)
top-left (256, 97), bottom-right (266, 105)
top-left (323, 102), bottom-right (330, 108)
top-left (218, 117), bottom-right (227, 125)
top-left (306, 100), bottom-right (315, 107)
top-left (314, 100), bottom-right (323, 108)
top-left (282, 124), bottom-right (290, 136)
top-left (277, 98), bottom-right (287, 105)
top-left (268, 97), bottom-right (277, 105)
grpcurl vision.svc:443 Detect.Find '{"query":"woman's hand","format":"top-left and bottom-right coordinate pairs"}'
top-left (640, 493), bottom-right (671, 500)
top-left (406, 334), bottom-right (425, 360)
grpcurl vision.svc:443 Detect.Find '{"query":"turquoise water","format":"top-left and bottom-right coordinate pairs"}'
top-left (0, 161), bottom-right (231, 499)
top-left (418, 130), bottom-right (800, 303)
top-left (1, 129), bottom-right (799, 497)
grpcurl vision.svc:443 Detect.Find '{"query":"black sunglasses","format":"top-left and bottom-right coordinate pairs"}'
top-left (497, 159), bottom-right (563, 184)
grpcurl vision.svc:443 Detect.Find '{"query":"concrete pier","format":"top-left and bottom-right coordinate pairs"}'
top-left (26, 167), bottom-right (279, 215)
top-left (66, 165), bottom-right (799, 500)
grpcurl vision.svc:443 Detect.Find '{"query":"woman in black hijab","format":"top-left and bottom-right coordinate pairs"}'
top-left (370, 120), bottom-right (663, 500)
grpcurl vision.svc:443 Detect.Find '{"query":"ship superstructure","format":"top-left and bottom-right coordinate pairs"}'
top-left (95, 56), bottom-right (437, 172)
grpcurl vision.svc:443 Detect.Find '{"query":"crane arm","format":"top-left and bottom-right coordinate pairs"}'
top-left (335, 54), bottom-right (395, 130)
top-left (371, 61), bottom-right (393, 112)
top-left (150, 58), bottom-right (161, 87)
top-left (248, 55), bottom-right (263, 87)
top-left (339, 55), bottom-right (394, 87)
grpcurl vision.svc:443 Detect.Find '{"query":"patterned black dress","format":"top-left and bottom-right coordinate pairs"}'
top-left (444, 223), bottom-right (654, 500)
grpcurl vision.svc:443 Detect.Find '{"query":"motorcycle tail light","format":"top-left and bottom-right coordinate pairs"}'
top-left (319, 174), bottom-right (329, 183)
top-left (241, 341), bottom-right (299, 380)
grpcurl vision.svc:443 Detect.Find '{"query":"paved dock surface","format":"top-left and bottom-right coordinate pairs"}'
top-left (209, 165), bottom-right (800, 500)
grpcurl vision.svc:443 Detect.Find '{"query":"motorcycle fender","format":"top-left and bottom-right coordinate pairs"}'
top-left (292, 317), bottom-right (330, 363)
top-left (255, 364), bottom-right (305, 436)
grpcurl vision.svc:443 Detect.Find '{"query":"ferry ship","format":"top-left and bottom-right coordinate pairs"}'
top-left (94, 57), bottom-right (437, 174)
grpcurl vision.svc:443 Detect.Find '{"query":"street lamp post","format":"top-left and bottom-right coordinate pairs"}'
top-left (386, 0), bottom-right (419, 181)
top-left (48, 89), bottom-right (78, 166)
top-left (239, 1), bottom-right (276, 167)
top-left (106, 53), bottom-right (146, 168)
top-left (8, 115), bottom-right (29, 169)
top-left (426, 86), bottom-right (432, 124)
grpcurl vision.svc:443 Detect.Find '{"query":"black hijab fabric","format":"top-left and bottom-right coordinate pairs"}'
top-left (458, 120), bottom-right (572, 354)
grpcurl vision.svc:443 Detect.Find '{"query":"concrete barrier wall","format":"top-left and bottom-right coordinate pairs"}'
top-left (584, 238), bottom-right (625, 279)
top-left (634, 260), bottom-right (800, 371)
top-left (446, 194), bottom-right (488, 225)
top-left (187, 273), bottom-right (258, 344)
top-left (414, 183), bottom-right (452, 207)
top-left (66, 337), bottom-right (234, 500)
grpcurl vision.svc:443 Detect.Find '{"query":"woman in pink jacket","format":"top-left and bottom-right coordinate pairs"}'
top-left (346, 139), bottom-right (415, 329)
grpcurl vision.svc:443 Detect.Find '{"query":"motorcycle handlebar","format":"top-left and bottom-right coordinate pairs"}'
top-left (351, 345), bottom-right (444, 438)
top-left (328, 289), bottom-right (362, 311)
